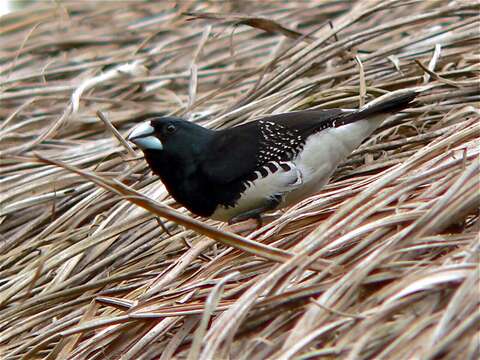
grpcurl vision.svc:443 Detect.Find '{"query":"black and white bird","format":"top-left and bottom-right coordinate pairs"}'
top-left (128, 90), bottom-right (416, 224)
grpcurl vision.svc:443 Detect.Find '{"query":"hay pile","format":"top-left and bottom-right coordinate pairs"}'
top-left (1, 1), bottom-right (479, 359)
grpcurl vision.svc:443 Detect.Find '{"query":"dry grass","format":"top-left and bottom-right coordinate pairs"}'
top-left (1, 0), bottom-right (479, 359)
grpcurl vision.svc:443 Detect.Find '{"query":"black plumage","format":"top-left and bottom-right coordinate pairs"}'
top-left (128, 90), bottom-right (416, 223)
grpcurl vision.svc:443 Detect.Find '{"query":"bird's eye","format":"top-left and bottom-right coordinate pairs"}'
top-left (166, 124), bottom-right (176, 134)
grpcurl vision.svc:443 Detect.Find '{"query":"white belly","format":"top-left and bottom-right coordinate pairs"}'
top-left (211, 161), bottom-right (301, 221)
top-left (211, 115), bottom-right (385, 222)
top-left (284, 115), bottom-right (385, 205)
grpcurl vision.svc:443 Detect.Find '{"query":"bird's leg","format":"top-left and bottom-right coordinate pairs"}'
top-left (228, 195), bottom-right (282, 226)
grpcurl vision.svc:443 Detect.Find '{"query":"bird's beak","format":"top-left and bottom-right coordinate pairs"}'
top-left (128, 121), bottom-right (163, 150)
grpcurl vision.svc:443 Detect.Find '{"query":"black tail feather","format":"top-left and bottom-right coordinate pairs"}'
top-left (340, 90), bottom-right (417, 126)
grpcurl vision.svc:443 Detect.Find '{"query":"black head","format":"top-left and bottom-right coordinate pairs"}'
top-left (128, 115), bottom-right (214, 173)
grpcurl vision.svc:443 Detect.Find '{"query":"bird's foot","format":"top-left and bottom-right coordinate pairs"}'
top-left (228, 211), bottom-right (264, 226)
top-left (227, 196), bottom-right (281, 228)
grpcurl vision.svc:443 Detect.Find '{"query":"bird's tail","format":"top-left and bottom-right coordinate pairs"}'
top-left (340, 89), bottom-right (418, 125)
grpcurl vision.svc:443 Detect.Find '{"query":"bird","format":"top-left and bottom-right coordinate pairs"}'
top-left (128, 90), bottom-right (416, 224)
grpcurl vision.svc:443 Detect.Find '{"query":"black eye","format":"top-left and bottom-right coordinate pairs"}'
top-left (166, 124), bottom-right (176, 134)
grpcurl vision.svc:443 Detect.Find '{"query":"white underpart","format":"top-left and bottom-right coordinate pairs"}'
top-left (211, 161), bottom-right (301, 221)
top-left (285, 113), bottom-right (385, 205)
top-left (212, 112), bottom-right (387, 221)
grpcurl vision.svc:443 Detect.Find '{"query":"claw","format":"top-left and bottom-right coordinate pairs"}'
top-left (227, 196), bottom-right (281, 226)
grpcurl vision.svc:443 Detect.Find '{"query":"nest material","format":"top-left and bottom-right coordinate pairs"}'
top-left (0, 1), bottom-right (479, 359)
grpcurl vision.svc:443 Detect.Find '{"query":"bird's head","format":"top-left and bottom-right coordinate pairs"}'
top-left (128, 115), bottom-right (213, 168)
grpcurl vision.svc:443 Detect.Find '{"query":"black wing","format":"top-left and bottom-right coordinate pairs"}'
top-left (201, 121), bottom-right (261, 184)
top-left (201, 109), bottom-right (345, 184)
top-left (258, 109), bottom-right (347, 138)
top-left (201, 90), bottom-right (417, 185)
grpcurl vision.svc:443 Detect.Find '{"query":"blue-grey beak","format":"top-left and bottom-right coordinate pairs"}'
top-left (128, 121), bottom-right (163, 150)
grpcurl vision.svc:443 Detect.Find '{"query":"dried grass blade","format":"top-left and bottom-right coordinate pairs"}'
top-left (35, 154), bottom-right (299, 266)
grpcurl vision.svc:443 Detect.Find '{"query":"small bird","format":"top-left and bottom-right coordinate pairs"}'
top-left (128, 90), bottom-right (416, 224)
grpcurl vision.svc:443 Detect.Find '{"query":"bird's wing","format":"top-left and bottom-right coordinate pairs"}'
top-left (266, 89), bottom-right (417, 134)
top-left (201, 109), bottom-right (347, 185)
top-left (258, 109), bottom-right (347, 137)
top-left (201, 122), bottom-right (261, 184)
